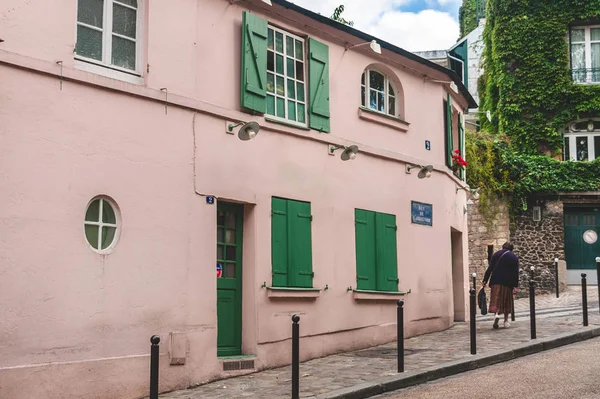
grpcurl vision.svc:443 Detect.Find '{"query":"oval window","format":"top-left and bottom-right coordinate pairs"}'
top-left (84, 197), bottom-right (120, 253)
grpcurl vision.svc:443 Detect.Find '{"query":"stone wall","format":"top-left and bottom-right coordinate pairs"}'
top-left (467, 199), bottom-right (510, 287)
top-left (511, 200), bottom-right (565, 295)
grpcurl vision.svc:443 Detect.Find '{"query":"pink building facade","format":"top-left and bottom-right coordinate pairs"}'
top-left (0, 1), bottom-right (476, 398)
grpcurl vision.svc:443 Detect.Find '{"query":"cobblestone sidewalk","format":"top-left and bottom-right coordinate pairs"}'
top-left (161, 287), bottom-right (600, 399)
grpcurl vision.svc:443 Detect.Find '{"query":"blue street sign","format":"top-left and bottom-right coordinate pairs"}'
top-left (411, 201), bottom-right (433, 226)
top-left (206, 196), bottom-right (215, 205)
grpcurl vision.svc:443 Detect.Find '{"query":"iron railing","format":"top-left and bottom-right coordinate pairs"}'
top-left (571, 68), bottom-right (600, 84)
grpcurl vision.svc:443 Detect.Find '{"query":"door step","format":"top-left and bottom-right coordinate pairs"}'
top-left (220, 357), bottom-right (256, 371)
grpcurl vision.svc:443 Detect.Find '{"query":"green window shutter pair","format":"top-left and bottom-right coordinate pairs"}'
top-left (354, 210), bottom-right (398, 292)
top-left (271, 197), bottom-right (313, 288)
top-left (445, 94), bottom-right (453, 168)
top-left (240, 12), bottom-right (330, 132)
top-left (458, 113), bottom-right (465, 180)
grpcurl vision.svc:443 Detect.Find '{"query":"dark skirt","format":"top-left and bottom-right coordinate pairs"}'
top-left (488, 284), bottom-right (513, 315)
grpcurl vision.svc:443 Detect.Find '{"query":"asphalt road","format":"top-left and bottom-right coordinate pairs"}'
top-left (376, 337), bottom-right (600, 399)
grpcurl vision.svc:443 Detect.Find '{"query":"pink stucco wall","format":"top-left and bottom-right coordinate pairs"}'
top-left (0, 1), bottom-right (470, 398)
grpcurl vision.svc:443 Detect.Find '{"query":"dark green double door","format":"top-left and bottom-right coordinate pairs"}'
top-left (217, 203), bottom-right (243, 356)
top-left (565, 208), bottom-right (600, 270)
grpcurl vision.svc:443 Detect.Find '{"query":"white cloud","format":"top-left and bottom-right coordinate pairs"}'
top-left (289, 0), bottom-right (460, 52)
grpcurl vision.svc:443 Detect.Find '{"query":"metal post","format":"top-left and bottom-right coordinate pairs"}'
top-left (150, 335), bottom-right (160, 399)
top-left (555, 258), bottom-right (560, 298)
top-left (472, 273), bottom-right (477, 291)
top-left (511, 292), bottom-right (515, 322)
top-left (470, 288), bottom-right (476, 355)
top-left (582, 273), bottom-right (589, 327)
top-left (596, 257), bottom-right (600, 314)
top-left (529, 280), bottom-right (536, 340)
top-left (397, 300), bottom-right (404, 372)
top-left (291, 315), bottom-right (300, 399)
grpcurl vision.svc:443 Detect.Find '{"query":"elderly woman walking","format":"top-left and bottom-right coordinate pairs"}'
top-left (482, 242), bottom-right (520, 329)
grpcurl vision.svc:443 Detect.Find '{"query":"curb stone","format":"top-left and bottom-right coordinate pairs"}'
top-left (312, 326), bottom-right (600, 399)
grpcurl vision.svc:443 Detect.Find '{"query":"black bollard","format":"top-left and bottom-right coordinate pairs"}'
top-left (397, 300), bottom-right (404, 373)
top-left (582, 274), bottom-right (588, 327)
top-left (555, 258), bottom-right (560, 298)
top-left (470, 288), bottom-right (476, 355)
top-left (150, 335), bottom-right (160, 399)
top-left (596, 257), bottom-right (600, 314)
top-left (529, 280), bottom-right (536, 339)
top-left (291, 315), bottom-right (300, 399)
top-left (472, 273), bottom-right (477, 291)
top-left (511, 293), bottom-right (515, 322)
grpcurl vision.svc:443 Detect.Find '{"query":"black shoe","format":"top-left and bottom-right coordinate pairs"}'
top-left (493, 317), bottom-right (500, 329)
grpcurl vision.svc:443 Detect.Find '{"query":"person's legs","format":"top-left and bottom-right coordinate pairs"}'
top-left (493, 313), bottom-right (500, 329)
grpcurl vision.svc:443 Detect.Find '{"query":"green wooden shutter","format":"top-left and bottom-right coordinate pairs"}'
top-left (458, 112), bottom-right (465, 180)
top-left (355, 209), bottom-right (376, 290)
top-left (308, 38), bottom-right (330, 133)
top-left (289, 200), bottom-right (313, 288)
top-left (240, 12), bottom-right (268, 113)
top-left (445, 94), bottom-right (453, 168)
top-left (271, 197), bottom-right (289, 287)
top-left (375, 213), bottom-right (398, 292)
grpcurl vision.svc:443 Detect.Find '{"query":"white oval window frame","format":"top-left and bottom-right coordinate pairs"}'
top-left (83, 196), bottom-right (122, 254)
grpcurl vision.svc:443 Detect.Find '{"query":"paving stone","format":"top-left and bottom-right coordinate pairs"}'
top-left (160, 287), bottom-right (600, 399)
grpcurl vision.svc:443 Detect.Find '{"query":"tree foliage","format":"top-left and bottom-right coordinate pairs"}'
top-left (331, 5), bottom-right (354, 26)
top-left (459, 0), bottom-right (478, 39)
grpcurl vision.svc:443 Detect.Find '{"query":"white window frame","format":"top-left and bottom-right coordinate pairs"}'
top-left (84, 196), bottom-right (121, 254)
top-left (75, 0), bottom-right (144, 84)
top-left (570, 25), bottom-right (600, 84)
top-left (265, 25), bottom-right (308, 128)
top-left (564, 119), bottom-right (600, 161)
top-left (361, 69), bottom-right (397, 117)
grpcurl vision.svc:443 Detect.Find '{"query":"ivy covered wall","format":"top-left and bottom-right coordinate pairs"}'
top-left (480, 0), bottom-right (600, 155)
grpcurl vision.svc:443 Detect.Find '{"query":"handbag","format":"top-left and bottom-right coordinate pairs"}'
top-left (478, 288), bottom-right (488, 315)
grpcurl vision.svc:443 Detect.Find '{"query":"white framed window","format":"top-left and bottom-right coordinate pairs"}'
top-left (75, 0), bottom-right (143, 79)
top-left (563, 119), bottom-right (600, 161)
top-left (266, 26), bottom-right (307, 127)
top-left (361, 69), bottom-right (397, 116)
top-left (570, 26), bottom-right (600, 84)
top-left (84, 196), bottom-right (120, 253)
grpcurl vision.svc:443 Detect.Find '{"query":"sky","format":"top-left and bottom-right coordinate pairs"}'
top-left (289, 0), bottom-right (462, 52)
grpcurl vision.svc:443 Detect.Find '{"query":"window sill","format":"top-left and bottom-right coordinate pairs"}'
top-left (74, 59), bottom-right (144, 85)
top-left (264, 116), bottom-right (311, 131)
top-left (266, 287), bottom-right (321, 299)
top-left (358, 107), bottom-right (410, 132)
top-left (352, 289), bottom-right (408, 301)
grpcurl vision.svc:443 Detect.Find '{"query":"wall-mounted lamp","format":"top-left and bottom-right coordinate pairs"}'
top-left (405, 164), bottom-right (433, 179)
top-left (329, 144), bottom-right (358, 161)
top-left (227, 121), bottom-right (260, 141)
top-left (456, 186), bottom-right (480, 200)
top-left (345, 40), bottom-right (382, 55)
top-left (0, 38), bottom-right (4, 43)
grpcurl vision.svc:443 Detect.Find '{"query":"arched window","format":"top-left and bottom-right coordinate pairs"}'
top-left (563, 119), bottom-right (600, 161)
top-left (361, 69), bottom-right (397, 116)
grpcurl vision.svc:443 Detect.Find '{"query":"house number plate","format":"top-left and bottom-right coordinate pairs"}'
top-left (583, 230), bottom-right (598, 245)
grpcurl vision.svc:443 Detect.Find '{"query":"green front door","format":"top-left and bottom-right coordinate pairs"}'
top-left (565, 207), bottom-right (600, 270)
top-left (216, 202), bottom-right (243, 356)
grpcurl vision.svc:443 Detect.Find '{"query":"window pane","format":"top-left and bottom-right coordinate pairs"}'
top-left (369, 89), bottom-right (377, 110)
top-left (286, 57), bottom-right (295, 78)
top-left (78, 0), bottom-right (104, 28)
top-left (267, 51), bottom-right (274, 72)
top-left (276, 76), bottom-right (284, 96)
top-left (389, 96), bottom-right (396, 116)
top-left (592, 43), bottom-right (600, 82)
top-left (115, 0), bottom-right (137, 7)
top-left (296, 61), bottom-right (304, 82)
top-left (297, 82), bottom-right (305, 102)
top-left (217, 211), bottom-right (225, 226)
top-left (571, 29), bottom-right (585, 42)
top-left (295, 40), bottom-right (303, 59)
top-left (267, 94), bottom-right (275, 115)
top-left (361, 71), bottom-right (365, 85)
top-left (217, 245), bottom-right (224, 260)
top-left (85, 199), bottom-right (101, 222)
top-left (592, 28), bottom-right (600, 41)
top-left (112, 36), bottom-right (136, 70)
top-left (361, 86), bottom-right (365, 107)
top-left (101, 226), bottom-right (116, 250)
top-left (224, 263), bottom-right (236, 278)
top-left (288, 100), bottom-right (296, 121)
top-left (85, 225), bottom-right (100, 249)
top-left (595, 136), bottom-right (600, 160)
top-left (276, 54), bottom-right (284, 74)
top-left (268, 29), bottom-right (274, 50)
top-left (226, 246), bottom-right (236, 261)
top-left (76, 25), bottom-right (103, 60)
top-left (389, 83), bottom-right (395, 97)
top-left (564, 137), bottom-right (570, 161)
top-left (225, 212), bottom-right (235, 228)
top-left (276, 97), bottom-right (285, 118)
top-left (102, 200), bottom-right (116, 223)
top-left (287, 79), bottom-right (295, 99)
top-left (369, 71), bottom-right (384, 91)
top-left (217, 227), bottom-right (224, 243)
top-left (577, 136), bottom-right (589, 161)
top-left (267, 73), bottom-right (275, 93)
top-left (571, 43), bottom-right (586, 82)
top-left (275, 32), bottom-right (283, 53)
top-left (297, 103), bottom-right (306, 123)
top-left (225, 229), bottom-right (236, 244)
top-left (113, 3), bottom-right (136, 38)
top-left (286, 36), bottom-right (294, 57)
top-left (378, 92), bottom-right (385, 112)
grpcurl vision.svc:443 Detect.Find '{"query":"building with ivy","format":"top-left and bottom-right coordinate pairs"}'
top-left (467, 0), bottom-right (600, 288)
